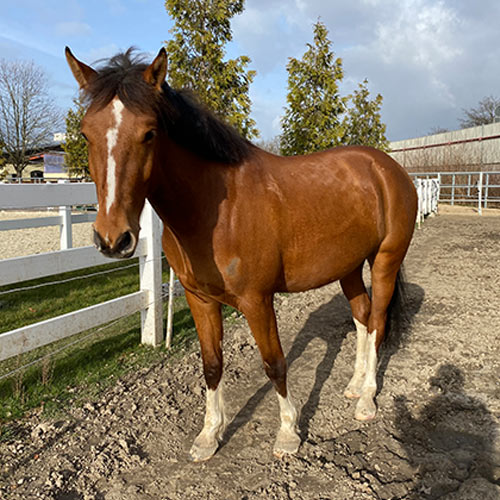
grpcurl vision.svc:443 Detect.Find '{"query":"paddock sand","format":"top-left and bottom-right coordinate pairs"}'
top-left (1, 211), bottom-right (499, 499)
top-left (0, 211), bottom-right (94, 260)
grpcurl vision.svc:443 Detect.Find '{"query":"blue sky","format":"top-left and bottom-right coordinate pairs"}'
top-left (1, 0), bottom-right (500, 142)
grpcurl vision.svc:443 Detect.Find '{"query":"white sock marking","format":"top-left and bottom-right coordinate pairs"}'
top-left (201, 385), bottom-right (225, 440)
top-left (105, 98), bottom-right (124, 214)
top-left (362, 330), bottom-right (378, 395)
top-left (353, 319), bottom-right (369, 378)
top-left (277, 390), bottom-right (298, 434)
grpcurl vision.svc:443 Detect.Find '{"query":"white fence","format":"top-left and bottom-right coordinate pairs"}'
top-left (409, 171), bottom-right (500, 215)
top-left (413, 177), bottom-right (440, 226)
top-left (0, 182), bottom-right (167, 363)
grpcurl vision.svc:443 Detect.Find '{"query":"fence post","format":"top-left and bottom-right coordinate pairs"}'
top-left (58, 180), bottom-right (72, 250)
top-left (165, 267), bottom-right (175, 348)
top-left (416, 179), bottom-right (422, 228)
top-left (478, 172), bottom-right (483, 216)
top-left (484, 173), bottom-right (489, 209)
top-left (139, 201), bottom-right (163, 346)
top-left (437, 173), bottom-right (441, 213)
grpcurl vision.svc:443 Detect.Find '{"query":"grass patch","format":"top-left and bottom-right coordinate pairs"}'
top-left (0, 259), bottom-right (142, 334)
top-left (0, 261), bottom-right (239, 436)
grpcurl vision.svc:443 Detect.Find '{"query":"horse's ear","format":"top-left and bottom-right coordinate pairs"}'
top-left (143, 48), bottom-right (168, 91)
top-left (65, 47), bottom-right (97, 89)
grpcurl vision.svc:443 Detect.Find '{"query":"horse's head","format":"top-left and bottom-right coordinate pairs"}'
top-left (65, 47), bottom-right (167, 258)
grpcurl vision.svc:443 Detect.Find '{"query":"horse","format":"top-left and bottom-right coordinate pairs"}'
top-left (65, 47), bottom-right (418, 462)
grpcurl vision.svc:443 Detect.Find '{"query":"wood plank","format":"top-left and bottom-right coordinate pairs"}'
top-left (0, 291), bottom-right (147, 361)
top-left (0, 213), bottom-right (97, 231)
top-left (72, 213), bottom-right (97, 224)
top-left (0, 183), bottom-right (97, 209)
top-left (0, 239), bottom-right (147, 287)
top-left (0, 216), bottom-right (62, 231)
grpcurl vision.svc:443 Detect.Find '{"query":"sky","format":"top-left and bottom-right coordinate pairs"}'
top-left (1, 0), bottom-right (499, 142)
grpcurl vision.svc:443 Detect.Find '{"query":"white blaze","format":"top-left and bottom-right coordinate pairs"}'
top-left (105, 98), bottom-right (125, 213)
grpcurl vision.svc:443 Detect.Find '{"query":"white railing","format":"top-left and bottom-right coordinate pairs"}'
top-left (410, 171), bottom-right (500, 215)
top-left (413, 177), bottom-right (440, 227)
top-left (0, 182), bottom-right (166, 363)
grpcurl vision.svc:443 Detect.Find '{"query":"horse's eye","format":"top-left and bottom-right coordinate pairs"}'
top-left (144, 130), bottom-right (156, 143)
top-left (81, 131), bottom-right (88, 142)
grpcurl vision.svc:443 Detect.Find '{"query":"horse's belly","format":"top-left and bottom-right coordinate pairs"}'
top-left (280, 226), bottom-right (378, 293)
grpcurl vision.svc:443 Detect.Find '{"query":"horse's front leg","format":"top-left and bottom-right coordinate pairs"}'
top-left (185, 291), bottom-right (226, 462)
top-left (242, 294), bottom-right (300, 458)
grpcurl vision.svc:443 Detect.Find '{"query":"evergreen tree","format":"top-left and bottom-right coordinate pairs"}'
top-left (343, 79), bottom-right (389, 151)
top-left (280, 21), bottom-right (346, 156)
top-left (63, 97), bottom-right (89, 179)
top-left (165, 0), bottom-right (258, 139)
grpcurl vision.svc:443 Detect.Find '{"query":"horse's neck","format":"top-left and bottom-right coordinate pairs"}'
top-left (148, 141), bottom-right (229, 238)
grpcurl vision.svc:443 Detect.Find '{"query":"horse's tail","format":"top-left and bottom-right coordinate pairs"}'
top-left (384, 267), bottom-right (409, 347)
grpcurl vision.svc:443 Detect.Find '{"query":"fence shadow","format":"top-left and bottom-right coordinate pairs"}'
top-left (221, 282), bottom-right (424, 448)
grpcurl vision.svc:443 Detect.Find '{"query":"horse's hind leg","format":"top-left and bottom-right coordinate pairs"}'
top-left (340, 264), bottom-right (371, 399)
top-left (355, 251), bottom-right (403, 421)
top-left (241, 294), bottom-right (300, 458)
top-left (185, 291), bottom-right (226, 462)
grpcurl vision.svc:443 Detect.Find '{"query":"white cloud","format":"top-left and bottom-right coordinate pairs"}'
top-left (86, 44), bottom-right (120, 65)
top-left (56, 21), bottom-right (92, 38)
top-left (238, 0), bottom-right (500, 140)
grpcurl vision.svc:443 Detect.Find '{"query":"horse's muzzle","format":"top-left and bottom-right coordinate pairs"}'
top-left (93, 229), bottom-right (137, 259)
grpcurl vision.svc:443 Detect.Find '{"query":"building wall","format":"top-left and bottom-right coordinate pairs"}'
top-left (390, 122), bottom-right (500, 173)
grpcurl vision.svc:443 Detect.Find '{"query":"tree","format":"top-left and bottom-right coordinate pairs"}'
top-left (0, 142), bottom-right (5, 179)
top-left (164, 0), bottom-right (258, 139)
top-left (428, 126), bottom-right (449, 135)
top-left (0, 59), bottom-right (61, 177)
top-left (459, 95), bottom-right (500, 128)
top-left (343, 79), bottom-right (390, 151)
top-left (280, 21), bottom-right (346, 156)
top-left (63, 97), bottom-right (89, 179)
top-left (256, 136), bottom-right (281, 154)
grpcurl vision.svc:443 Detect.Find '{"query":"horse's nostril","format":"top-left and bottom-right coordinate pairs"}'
top-left (93, 229), bottom-right (106, 251)
top-left (115, 231), bottom-right (135, 256)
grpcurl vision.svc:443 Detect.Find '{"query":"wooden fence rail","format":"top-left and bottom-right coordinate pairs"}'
top-left (0, 182), bottom-right (166, 363)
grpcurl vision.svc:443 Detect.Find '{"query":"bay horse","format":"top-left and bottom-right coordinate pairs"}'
top-left (66, 47), bottom-right (418, 461)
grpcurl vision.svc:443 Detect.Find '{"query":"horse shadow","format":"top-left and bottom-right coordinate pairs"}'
top-left (221, 282), bottom-right (425, 447)
top-left (394, 363), bottom-right (500, 498)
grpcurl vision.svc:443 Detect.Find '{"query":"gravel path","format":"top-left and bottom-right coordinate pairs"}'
top-left (0, 211), bottom-right (499, 499)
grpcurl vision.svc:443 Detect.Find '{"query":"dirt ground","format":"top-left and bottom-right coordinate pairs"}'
top-left (1, 211), bottom-right (499, 500)
top-left (0, 211), bottom-right (94, 260)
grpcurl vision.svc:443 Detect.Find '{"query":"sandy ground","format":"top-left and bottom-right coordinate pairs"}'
top-left (0, 211), bottom-right (499, 499)
top-left (0, 211), bottom-right (94, 260)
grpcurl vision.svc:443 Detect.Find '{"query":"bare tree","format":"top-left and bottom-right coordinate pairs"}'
top-left (428, 126), bottom-right (449, 135)
top-left (459, 95), bottom-right (500, 129)
top-left (256, 136), bottom-right (281, 154)
top-left (0, 59), bottom-right (61, 178)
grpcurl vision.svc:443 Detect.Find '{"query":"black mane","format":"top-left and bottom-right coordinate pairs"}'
top-left (83, 49), bottom-right (253, 164)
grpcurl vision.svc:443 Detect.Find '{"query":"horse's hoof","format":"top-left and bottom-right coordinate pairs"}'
top-left (354, 397), bottom-right (377, 421)
top-left (344, 376), bottom-right (364, 399)
top-left (273, 429), bottom-right (301, 459)
top-left (344, 387), bottom-right (361, 399)
top-left (189, 439), bottom-right (218, 462)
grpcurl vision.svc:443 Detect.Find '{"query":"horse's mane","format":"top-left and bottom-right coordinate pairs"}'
top-left (82, 48), bottom-right (253, 164)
